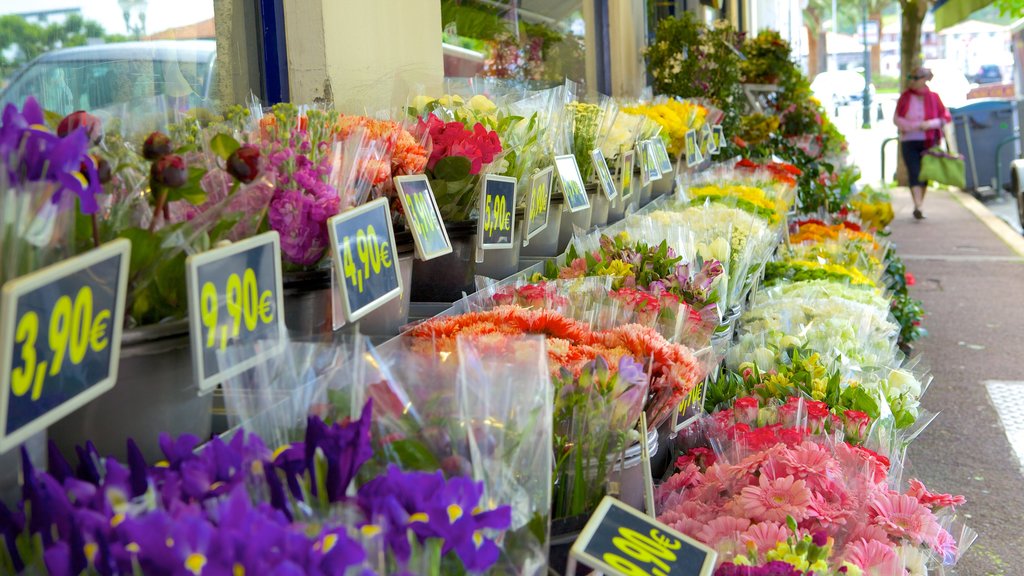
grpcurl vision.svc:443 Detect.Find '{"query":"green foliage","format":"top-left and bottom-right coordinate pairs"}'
top-left (645, 14), bottom-right (744, 133)
top-left (0, 14), bottom-right (128, 79)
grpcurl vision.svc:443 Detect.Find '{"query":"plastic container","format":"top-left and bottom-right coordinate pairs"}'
top-left (410, 221), bottom-right (477, 303)
top-left (556, 196), bottom-right (594, 254)
top-left (520, 199), bottom-right (564, 259)
top-left (476, 225), bottom-right (524, 282)
top-left (358, 252), bottom-right (415, 336)
top-left (589, 187), bottom-right (611, 228)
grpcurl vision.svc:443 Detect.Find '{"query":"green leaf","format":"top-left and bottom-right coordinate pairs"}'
top-left (210, 133), bottom-right (241, 160)
top-left (165, 167), bottom-right (208, 205)
top-left (387, 439), bottom-right (441, 471)
top-left (840, 386), bottom-right (880, 419)
top-left (432, 156), bottom-right (473, 182)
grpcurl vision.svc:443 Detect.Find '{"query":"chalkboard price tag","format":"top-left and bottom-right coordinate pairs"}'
top-left (643, 140), bottom-right (663, 183)
top-left (395, 175), bottom-right (453, 261)
top-left (619, 149), bottom-right (636, 200)
top-left (0, 239), bottom-right (131, 453)
top-left (675, 376), bottom-right (708, 433)
top-left (712, 126), bottom-right (725, 156)
top-left (478, 175), bottom-right (517, 250)
top-left (685, 130), bottom-right (704, 168)
top-left (554, 154), bottom-right (590, 213)
top-left (186, 232), bottom-right (286, 394)
top-left (525, 166), bottom-right (554, 241)
top-left (327, 198), bottom-right (403, 323)
top-left (570, 496), bottom-right (717, 576)
top-left (652, 138), bottom-right (674, 174)
top-left (591, 148), bottom-right (618, 200)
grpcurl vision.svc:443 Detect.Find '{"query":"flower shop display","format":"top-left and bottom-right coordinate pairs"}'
top-left (657, 418), bottom-right (973, 575)
top-left (1, 401), bottom-right (516, 575)
top-left (622, 98), bottom-right (707, 159)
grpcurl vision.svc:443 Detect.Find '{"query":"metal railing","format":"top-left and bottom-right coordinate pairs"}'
top-left (881, 136), bottom-right (899, 187)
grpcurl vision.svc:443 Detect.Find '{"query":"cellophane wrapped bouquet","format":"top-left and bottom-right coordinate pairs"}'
top-left (622, 97), bottom-right (707, 159)
top-left (657, 410), bottom-right (975, 575)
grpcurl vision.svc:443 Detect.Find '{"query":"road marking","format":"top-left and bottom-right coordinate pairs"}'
top-left (985, 380), bottom-right (1024, 473)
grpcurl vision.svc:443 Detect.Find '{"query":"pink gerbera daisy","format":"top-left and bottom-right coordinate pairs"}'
top-left (740, 521), bottom-right (792, 555)
top-left (843, 538), bottom-right (900, 574)
top-left (697, 516), bottom-right (751, 548)
top-left (737, 474), bottom-right (813, 523)
top-left (907, 478), bottom-right (966, 510)
top-left (869, 491), bottom-right (943, 547)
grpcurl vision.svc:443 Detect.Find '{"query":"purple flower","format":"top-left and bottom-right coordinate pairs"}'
top-left (302, 400), bottom-right (373, 503)
top-left (617, 355), bottom-right (648, 390)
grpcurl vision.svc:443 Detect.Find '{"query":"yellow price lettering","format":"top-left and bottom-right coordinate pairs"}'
top-left (410, 192), bottom-right (437, 234)
top-left (11, 285), bottom-right (110, 401)
top-left (530, 180), bottom-right (548, 221)
top-left (343, 225), bottom-right (392, 295)
top-left (602, 553), bottom-right (655, 576)
top-left (484, 193), bottom-right (511, 236)
top-left (617, 527), bottom-right (678, 563)
top-left (199, 269), bottom-right (275, 351)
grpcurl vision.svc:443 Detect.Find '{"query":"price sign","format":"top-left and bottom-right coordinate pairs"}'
top-left (619, 149), bottom-right (636, 200)
top-left (675, 377), bottom-right (707, 432)
top-left (328, 198), bottom-right (403, 323)
top-left (652, 139), bottom-right (674, 175)
top-left (570, 497), bottom-right (717, 576)
top-left (554, 154), bottom-right (590, 213)
top-left (478, 175), bottom-right (517, 249)
top-left (591, 149), bottom-right (618, 201)
top-left (685, 130), bottom-right (704, 168)
top-left (0, 239), bottom-right (130, 453)
top-left (711, 126), bottom-right (725, 156)
top-left (525, 166), bottom-right (554, 241)
top-left (186, 232), bottom-right (286, 393)
top-left (395, 175), bottom-right (453, 261)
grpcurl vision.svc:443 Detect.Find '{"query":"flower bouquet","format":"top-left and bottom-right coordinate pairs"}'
top-left (681, 183), bottom-right (788, 227)
top-left (409, 94), bottom-right (506, 221)
top-left (622, 98), bottom-right (706, 158)
top-left (849, 185), bottom-right (895, 232)
top-left (657, 417), bottom-right (975, 575)
top-left (0, 398), bottom-right (517, 576)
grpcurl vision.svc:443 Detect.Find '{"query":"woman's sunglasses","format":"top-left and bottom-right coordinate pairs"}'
top-left (908, 74), bottom-right (929, 80)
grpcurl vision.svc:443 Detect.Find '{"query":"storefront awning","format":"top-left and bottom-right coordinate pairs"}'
top-left (933, 0), bottom-right (996, 32)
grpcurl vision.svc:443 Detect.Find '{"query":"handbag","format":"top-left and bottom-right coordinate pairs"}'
top-left (919, 146), bottom-right (965, 189)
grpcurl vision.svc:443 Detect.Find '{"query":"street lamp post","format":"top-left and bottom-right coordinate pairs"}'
top-left (861, 0), bottom-right (872, 128)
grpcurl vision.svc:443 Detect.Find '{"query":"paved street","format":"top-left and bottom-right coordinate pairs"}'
top-left (833, 101), bottom-right (1024, 575)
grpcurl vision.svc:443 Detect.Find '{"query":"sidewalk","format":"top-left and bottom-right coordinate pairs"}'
top-left (888, 186), bottom-right (1024, 575)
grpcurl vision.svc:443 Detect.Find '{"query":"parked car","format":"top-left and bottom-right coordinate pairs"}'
top-left (0, 40), bottom-right (217, 131)
top-left (810, 70), bottom-right (876, 107)
top-left (970, 64), bottom-right (1003, 84)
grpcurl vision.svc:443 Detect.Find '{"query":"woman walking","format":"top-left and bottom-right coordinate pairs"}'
top-left (894, 67), bottom-right (951, 220)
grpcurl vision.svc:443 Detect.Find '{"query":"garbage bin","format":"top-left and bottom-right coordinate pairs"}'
top-left (949, 98), bottom-right (1016, 196)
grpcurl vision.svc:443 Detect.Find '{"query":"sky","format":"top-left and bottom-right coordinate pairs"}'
top-left (0, 0), bottom-right (215, 36)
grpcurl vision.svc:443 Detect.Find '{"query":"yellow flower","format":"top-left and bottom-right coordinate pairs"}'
top-left (595, 259), bottom-right (633, 278)
top-left (467, 94), bottom-right (497, 114)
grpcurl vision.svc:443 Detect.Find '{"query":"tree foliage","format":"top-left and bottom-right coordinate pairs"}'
top-left (0, 14), bottom-right (128, 79)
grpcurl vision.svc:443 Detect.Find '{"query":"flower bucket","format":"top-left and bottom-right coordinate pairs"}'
top-left (476, 225), bottom-right (524, 282)
top-left (520, 198), bottom-right (564, 260)
top-left (588, 187), bottom-right (610, 229)
top-left (0, 431), bottom-right (44, 506)
top-left (607, 193), bottom-right (627, 224)
top-left (556, 194), bottom-right (593, 255)
top-left (282, 270), bottom-right (334, 339)
top-left (358, 250), bottom-right (415, 337)
top-left (411, 220), bottom-right (477, 303)
top-left (711, 306), bottom-right (742, 352)
top-left (652, 164), bottom-right (676, 197)
top-left (639, 180), bottom-right (654, 208)
top-left (48, 320), bottom-right (212, 463)
top-left (548, 430), bottom-right (659, 575)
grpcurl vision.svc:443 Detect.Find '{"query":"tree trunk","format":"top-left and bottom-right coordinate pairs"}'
top-left (817, 30), bottom-right (828, 76)
top-left (807, 28), bottom-right (820, 77)
top-left (870, 10), bottom-right (882, 77)
top-left (895, 0), bottom-right (930, 185)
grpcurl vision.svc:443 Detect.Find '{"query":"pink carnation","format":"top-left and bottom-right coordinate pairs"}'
top-left (737, 474), bottom-right (813, 523)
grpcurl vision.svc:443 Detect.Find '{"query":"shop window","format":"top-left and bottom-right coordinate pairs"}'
top-left (440, 0), bottom-right (589, 87)
top-left (0, 1), bottom-right (256, 126)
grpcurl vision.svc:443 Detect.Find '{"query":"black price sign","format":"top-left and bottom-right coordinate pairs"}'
top-left (395, 175), bottom-right (453, 261)
top-left (685, 130), bottom-right (704, 168)
top-left (0, 239), bottom-right (130, 453)
top-left (591, 148), bottom-right (618, 201)
top-left (555, 154), bottom-right (590, 213)
top-left (570, 497), bottom-right (717, 576)
top-left (525, 166), bottom-right (554, 241)
top-left (186, 232), bottom-right (286, 393)
top-left (479, 175), bottom-right (517, 249)
top-left (620, 149), bottom-right (636, 201)
top-left (328, 198), bottom-right (403, 323)
top-left (712, 126), bottom-right (725, 156)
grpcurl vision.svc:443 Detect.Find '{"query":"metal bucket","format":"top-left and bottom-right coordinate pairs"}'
top-left (607, 193), bottom-right (626, 224)
top-left (639, 181), bottom-right (654, 208)
top-left (358, 252), bottom-right (415, 337)
top-left (589, 187), bottom-right (611, 229)
top-left (410, 221), bottom-right (477, 303)
top-left (476, 225), bottom-right (524, 282)
top-left (520, 199), bottom-right (564, 259)
top-left (48, 320), bottom-right (211, 463)
top-left (556, 198), bottom-right (593, 255)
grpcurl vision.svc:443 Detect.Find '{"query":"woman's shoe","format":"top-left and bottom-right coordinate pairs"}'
top-left (913, 209), bottom-right (924, 220)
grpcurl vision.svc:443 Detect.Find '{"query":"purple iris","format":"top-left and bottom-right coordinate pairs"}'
top-left (302, 399), bottom-right (373, 503)
top-left (0, 97), bottom-right (102, 214)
